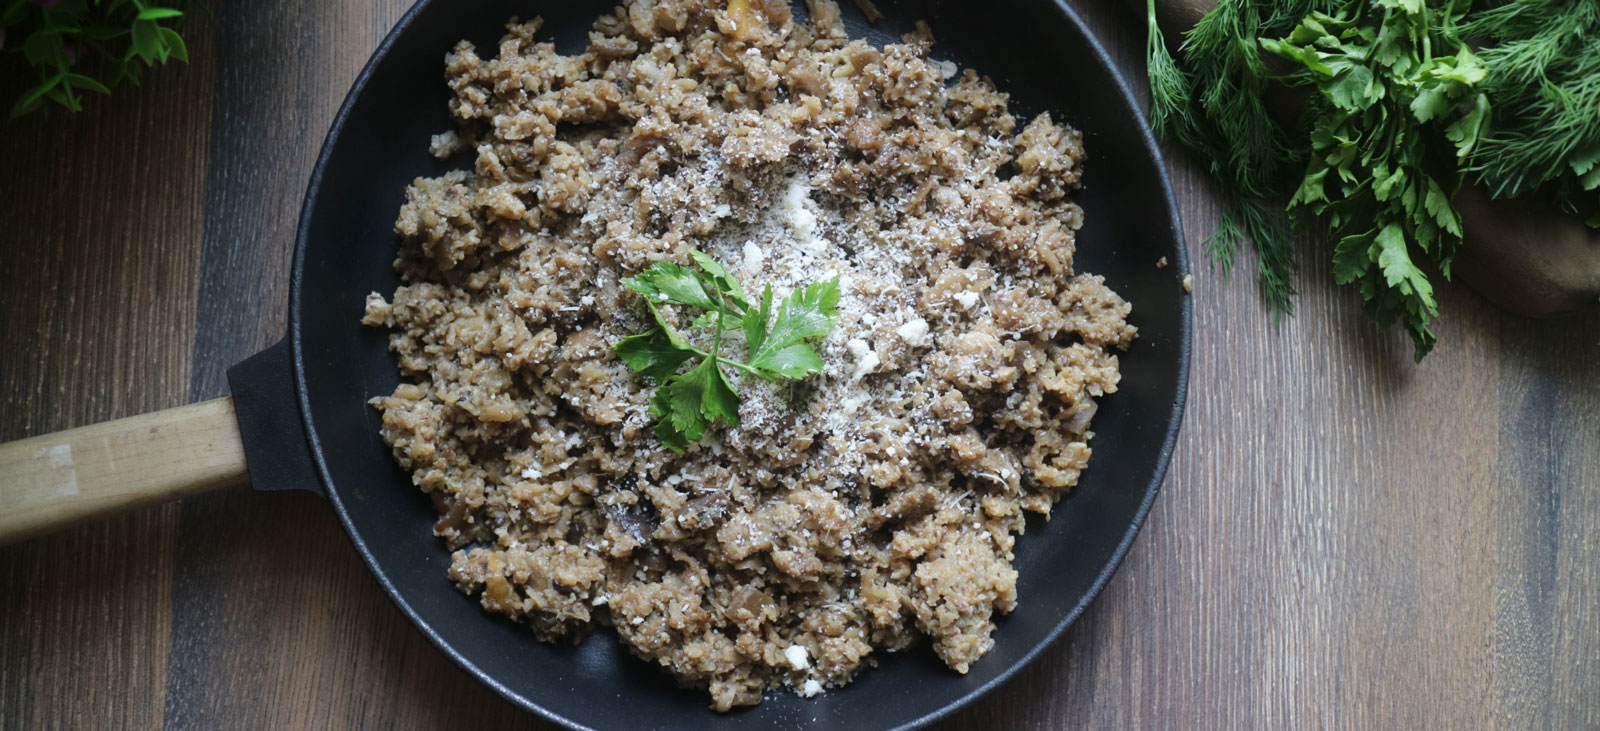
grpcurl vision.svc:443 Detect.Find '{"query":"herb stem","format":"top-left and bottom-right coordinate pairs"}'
top-left (708, 287), bottom-right (726, 371)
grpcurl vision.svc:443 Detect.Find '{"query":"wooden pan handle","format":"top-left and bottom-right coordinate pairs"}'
top-left (0, 398), bottom-right (248, 546)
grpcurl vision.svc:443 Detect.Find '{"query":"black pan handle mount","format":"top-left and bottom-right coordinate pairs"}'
top-left (226, 338), bottom-right (325, 497)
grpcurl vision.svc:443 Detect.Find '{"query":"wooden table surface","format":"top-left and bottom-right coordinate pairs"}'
top-left (3, 1), bottom-right (1597, 728)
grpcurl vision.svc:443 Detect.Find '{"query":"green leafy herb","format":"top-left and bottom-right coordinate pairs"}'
top-left (1145, 0), bottom-right (1599, 360)
top-left (1261, 0), bottom-right (1486, 358)
top-left (615, 253), bottom-right (840, 452)
top-left (4, 0), bottom-right (203, 119)
top-left (1461, 0), bottom-right (1600, 225)
top-left (1147, 0), bottom-right (1310, 316)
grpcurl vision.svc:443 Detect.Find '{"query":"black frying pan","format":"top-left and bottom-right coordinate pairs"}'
top-left (1, 1), bottom-right (1191, 728)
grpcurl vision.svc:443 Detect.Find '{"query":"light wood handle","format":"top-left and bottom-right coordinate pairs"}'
top-left (0, 398), bottom-right (248, 545)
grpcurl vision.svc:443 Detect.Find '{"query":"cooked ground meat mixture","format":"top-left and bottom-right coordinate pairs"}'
top-left (364, 0), bottom-right (1136, 711)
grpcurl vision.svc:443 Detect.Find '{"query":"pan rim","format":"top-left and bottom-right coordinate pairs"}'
top-left (287, 1), bottom-right (1193, 728)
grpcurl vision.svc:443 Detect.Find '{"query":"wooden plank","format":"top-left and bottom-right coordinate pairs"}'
top-left (0, 9), bottom-right (219, 729)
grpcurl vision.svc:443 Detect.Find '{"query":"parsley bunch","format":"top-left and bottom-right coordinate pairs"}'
top-left (1264, 0), bottom-right (1487, 358)
top-left (614, 252), bottom-right (840, 452)
top-left (3, 0), bottom-right (198, 119)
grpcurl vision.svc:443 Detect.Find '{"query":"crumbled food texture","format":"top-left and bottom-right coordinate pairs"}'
top-left (852, 0), bottom-right (886, 24)
top-left (1156, 256), bottom-right (1167, 269)
top-left (429, 130), bottom-right (464, 159)
top-left (367, 0), bottom-right (1137, 713)
top-left (361, 292), bottom-right (392, 327)
top-left (1183, 274), bottom-right (1194, 293)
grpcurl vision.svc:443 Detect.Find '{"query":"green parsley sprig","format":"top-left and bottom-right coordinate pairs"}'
top-left (4, 0), bottom-right (199, 119)
top-left (1262, 0), bottom-right (1487, 359)
top-left (614, 252), bottom-right (840, 452)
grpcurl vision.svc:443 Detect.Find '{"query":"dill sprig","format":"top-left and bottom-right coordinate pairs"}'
top-left (1147, 0), bottom-right (1318, 316)
top-left (1462, 0), bottom-right (1600, 224)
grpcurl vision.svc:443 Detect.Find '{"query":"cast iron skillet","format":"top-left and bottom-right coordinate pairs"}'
top-left (11, 1), bottom-right (1191, 728)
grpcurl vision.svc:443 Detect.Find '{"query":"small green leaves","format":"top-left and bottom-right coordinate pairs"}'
top-left (5, 1), bottom-right (197, 119)
top-left (1331, 232), bottom-right (1372, 285)
top-left (741, 277), bottom-right (839, 380)
top-left (1326, 65), bottom-right (1379, 111)
top-left (65, 73), bottom-right (110, 95)
top-left (10, 73), bottom-right (60, 118)
top-left (687, 250), bottom-right (750, 311)
top-left (1374, 224), bottom-right (1428, 297)
top-left (746, 277), bottom-right (838, 380)
top-left (626, 261), bottom-right (723, 313)
top-left (1444, 94), bottom-right (1490, 160)
top-left (136, 8), bottom-right (185, 21)
top-left (614, 327), bottom-right (696, 383)
top-left (128, 18), bottom-right (160, 62)
top-left (616, 253), bottom-right (838, 452)
top-left (158, 26), bottom-right (186, 62)
top-left (648, 356), bottom-right (741, 452)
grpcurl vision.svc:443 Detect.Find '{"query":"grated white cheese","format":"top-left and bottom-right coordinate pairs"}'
top-left (428, 130), bottom-right (462, 158)
top-left (846, 338), bottom-right (879, 381)
top-left (895, 317), bottom-right (929, 346)
top-left (785, 644), bottom-right (811, 670)
top-left (953, 291), bottom-right (980, 310)
top-left (782, 177), bottom-right (827, 254)
top-left (743, 240), bottom-right (765, 271)
top-left (802, 679), bottom-right (824, 697)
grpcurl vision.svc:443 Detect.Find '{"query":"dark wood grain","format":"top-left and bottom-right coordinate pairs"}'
top-left (2, 1), bottom-right (1597, 729)
top-left (0, 11), bottom-right (218, 730)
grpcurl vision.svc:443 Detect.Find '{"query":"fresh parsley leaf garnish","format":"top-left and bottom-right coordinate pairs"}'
top-left (746, 279), bottom-right (840, 380)
top-left (615, 252), bottom-right (840, 452)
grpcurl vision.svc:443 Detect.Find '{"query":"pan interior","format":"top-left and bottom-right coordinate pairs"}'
top-left (291, 2), bottom-right (1189, 729)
